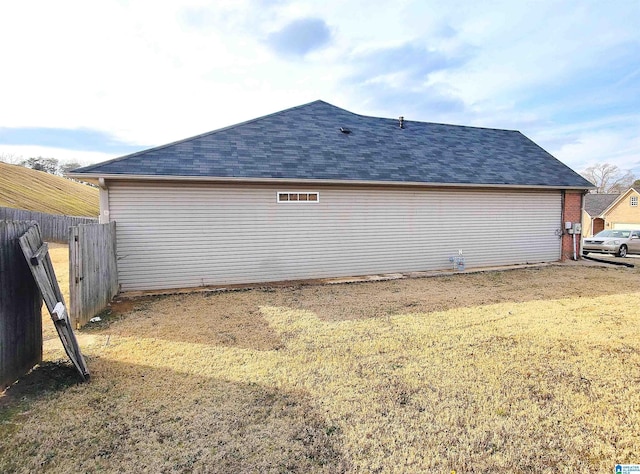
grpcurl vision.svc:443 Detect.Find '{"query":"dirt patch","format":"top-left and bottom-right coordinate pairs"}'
top-left (103, 264), bottom-right (639, 332)
top-left (295, 264), bottom-right (637, 321)
top-left (101, 292), bottom-right (285, 350)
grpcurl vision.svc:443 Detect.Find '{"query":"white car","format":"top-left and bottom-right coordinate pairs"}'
top-left (582, 230), bottom-right (640, 257)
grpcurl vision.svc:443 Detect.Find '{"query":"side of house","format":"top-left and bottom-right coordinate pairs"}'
top-left (105, 181), bottom-right (575, 291)
top-left (69, 100), bottom-right (592, 292)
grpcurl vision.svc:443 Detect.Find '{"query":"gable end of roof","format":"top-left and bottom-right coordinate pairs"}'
top-left (599, 187), bottom-right (640, 216)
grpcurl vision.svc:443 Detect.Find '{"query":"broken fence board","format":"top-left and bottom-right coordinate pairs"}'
top-left (19, 224), bottom-right (89, 381)
top-left (29, 242), bottom-right (49, 266)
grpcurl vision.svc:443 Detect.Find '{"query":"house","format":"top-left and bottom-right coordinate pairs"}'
top-left (69, 100), bottom-right (593, 292)
top-left (582, 187), bottom-right (640, 237)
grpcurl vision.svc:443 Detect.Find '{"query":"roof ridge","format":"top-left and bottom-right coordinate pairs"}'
top-left (73, 99), bottom-right (339, 173)
top-left (73, 100), bottom-right (525, 174)
top-left (334, 106), bottom-right (522, 133)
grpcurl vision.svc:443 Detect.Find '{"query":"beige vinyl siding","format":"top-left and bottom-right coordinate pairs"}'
top-left (108, 182), bottom-right (561, 291)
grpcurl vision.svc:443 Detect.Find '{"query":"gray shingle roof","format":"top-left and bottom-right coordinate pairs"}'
top-left (72, 100), bottom-right (593, 189)
top-left (584, 193), bottom-right (621, 216)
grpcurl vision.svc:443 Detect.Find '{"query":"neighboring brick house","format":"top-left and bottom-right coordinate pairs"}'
top-left (582, 187), bottom-right (640, 237)
top-left (70, 100), bottom-right (593, 292)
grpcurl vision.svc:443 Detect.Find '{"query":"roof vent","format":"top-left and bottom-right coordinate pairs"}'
top-left (340, 127), bottom-right (351, 134)
top-left (399, 116), bottom-right (404, 129)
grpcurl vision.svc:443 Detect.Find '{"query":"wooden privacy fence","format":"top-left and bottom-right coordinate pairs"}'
top-left (0, 207), bottom-right (97, 243)
top-left (69, 222), bottom-right (118, 328)
top-left (0, 221), bottom-right (43, 389)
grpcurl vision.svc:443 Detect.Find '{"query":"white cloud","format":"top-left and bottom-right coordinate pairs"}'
top-left (553, 130), bottom-right (640, 174)
top-left (0, 0), bottom-right (638, 176)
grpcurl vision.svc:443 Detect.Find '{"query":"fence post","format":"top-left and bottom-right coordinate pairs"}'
top-left (69, 226), bottom-right (80, 329)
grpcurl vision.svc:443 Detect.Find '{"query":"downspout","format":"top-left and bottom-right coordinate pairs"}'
top-left (571, 191), bottom-right (588, 261)
top-left (560, 191), bottom-right (566, 261)
top-left (98, 178), bottom-right (110, 224)
top-left (580, 190), bottom-right (588, 257)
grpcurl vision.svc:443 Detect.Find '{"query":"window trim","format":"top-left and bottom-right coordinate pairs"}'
top-left (631, 196), bottom-right (638, 207)
top-left (277, 191), bottom-right (320, 203)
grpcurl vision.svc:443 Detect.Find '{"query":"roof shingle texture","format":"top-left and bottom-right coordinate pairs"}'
top-left (584, 193), bottom-right (621, 216)
top-left (74, 100), bottom-right (593, 188)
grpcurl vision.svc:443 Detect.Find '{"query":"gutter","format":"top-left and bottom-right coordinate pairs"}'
top-left (66, 173), bottom-right (594, 192)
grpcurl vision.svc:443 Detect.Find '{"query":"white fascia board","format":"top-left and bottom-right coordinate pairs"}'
top-left (65, 172), bottom-right (594, 191)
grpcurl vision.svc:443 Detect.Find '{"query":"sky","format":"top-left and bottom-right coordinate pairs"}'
top-left (0, 0), bottom-right (638, 177)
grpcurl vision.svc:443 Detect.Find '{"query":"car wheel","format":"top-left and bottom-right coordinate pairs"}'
top-left (617, 245), bottom-right (628, 258)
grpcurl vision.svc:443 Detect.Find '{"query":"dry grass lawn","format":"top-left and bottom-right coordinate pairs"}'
top-left (2, 247), bottom-right (640, 472)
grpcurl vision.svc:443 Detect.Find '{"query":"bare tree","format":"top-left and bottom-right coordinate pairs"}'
top-left (581, 163), bottom-right (635, 194)
top-left (0, 152), bottom-right (22, 164)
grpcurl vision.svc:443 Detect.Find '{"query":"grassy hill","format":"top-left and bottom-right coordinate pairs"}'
top-left (0, 162), bottom-right (99, 217)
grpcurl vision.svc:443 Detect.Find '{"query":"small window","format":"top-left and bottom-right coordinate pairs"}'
top-left (277, 192), bottom-right (319, 203)
top-left (631, 196), bottom-right (638, 207)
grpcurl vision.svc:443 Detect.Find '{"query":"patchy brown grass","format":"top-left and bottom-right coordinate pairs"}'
top-left (2, 252), bottom-right (640, 472)
top-left (261, 265), bottom-right (636, 322)
top-left (105, 292), bottom-right (285, 350)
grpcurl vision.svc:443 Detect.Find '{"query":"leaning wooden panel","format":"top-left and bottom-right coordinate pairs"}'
top-left (0, 220), bottom-right (43, 389)
top-left (18, 224), bottom-right (89, 381)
